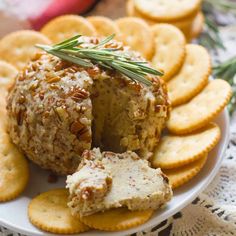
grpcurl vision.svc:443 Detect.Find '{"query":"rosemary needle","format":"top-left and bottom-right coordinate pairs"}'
top-left (36, 34), bottom-right (164, 86)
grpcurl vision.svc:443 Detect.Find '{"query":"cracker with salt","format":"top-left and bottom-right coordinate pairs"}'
top-left (87, 16), bottom-right (121, 40)
top-left (115, 17), bottom-right (154, 59)
top-left (28, 189), bottom-right (89, 234)
top-left (81, 208), bottom-right (153, 231)
top-left (41, 15), bottom-right (96, 43)
top-left (151, 24), bottom-right (186, 81)
top-left (163, 154), bottom-right (208, 189)
top-left (133, 0), bottom-right (201, 21)
top-left (0, 30), bottom-right (51, 70)
top-left (0, 131), bottom-right (29, 202)
top-left (167, 44), bottom-right (211, 106)
top-left (167, 79), bottom-right (232, 134)
top-left (152, 123), bottom-right (220, 169)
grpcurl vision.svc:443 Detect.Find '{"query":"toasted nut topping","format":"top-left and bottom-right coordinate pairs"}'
top-left (69, 87), bottom-right (89, 102)
top-left (18, 95), bottom-right (26, 104)
top-left (39, 91), bottom-right (44, 100)
top-left (78, 127), bottom-right (91, 142)
top-left (32, 52), bottom-right (43, 61)
top-left (90, 37), bottom-right (99, 44)
top-left (55, 106), bottom-right (68, 121)
top-left (87, 66), bottom-right (100, 77)
top-left (50, 84), bottom-right (59, 90)
top-left (18, 74), bottom-right (25, 81)
top-left (70, 120), bottom-right (85, 135)
top-left (17, 109), bottom-right (24, 126)
top-left (46, 76), bottom-right (61, 83)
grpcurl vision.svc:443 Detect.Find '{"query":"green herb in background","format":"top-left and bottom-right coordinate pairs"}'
top-left (200, 0), bottom-right (236, 50)
top-left (198, 16), bottom-right (225, 50)
top-left (213, 56), bottom-right (236, 114)
top-left (205, 0), bottom-right (236, 14)
top-left (36, 34), bottom-right (164, 86)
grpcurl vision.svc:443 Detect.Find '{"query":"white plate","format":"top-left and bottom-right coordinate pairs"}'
top-left (0, 109), bottom-right (230, 236)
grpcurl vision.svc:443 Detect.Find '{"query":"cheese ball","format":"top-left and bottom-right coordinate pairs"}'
top-left (7, 38), bottom-right (169, 175)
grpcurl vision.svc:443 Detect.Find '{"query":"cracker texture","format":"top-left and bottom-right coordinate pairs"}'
top-left (28, 189), bottom-right (89, 234)
top-left (167, 44), bottom-right (211, 106)
top-left (152, 123), bottom-right (220, 169)
top-left (167, 79), bottom-right (232, 134)
top-left (81, 207), bottom-right (153, 231)
top-left (163, 154), bottom-right (208, 188)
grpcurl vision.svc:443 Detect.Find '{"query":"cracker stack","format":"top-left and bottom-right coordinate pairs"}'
top-left (126, 0), bottom-right (204, 41)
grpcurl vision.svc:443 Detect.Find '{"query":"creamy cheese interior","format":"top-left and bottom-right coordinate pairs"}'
top-left (67, 148), bottom-right (172, 216)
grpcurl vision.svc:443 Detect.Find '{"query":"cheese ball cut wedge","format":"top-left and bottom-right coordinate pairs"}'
top-left (66, 148), bottom-right (172, 217)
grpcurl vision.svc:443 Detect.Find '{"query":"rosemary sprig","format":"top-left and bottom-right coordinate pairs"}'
top-left (213, 56), bottom-right (236, 114)
top-left (36, 34), bottom-right (164, 86)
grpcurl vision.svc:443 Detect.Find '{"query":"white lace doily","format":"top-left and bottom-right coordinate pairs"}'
top-left (1, 22), bottom-right (236, 236)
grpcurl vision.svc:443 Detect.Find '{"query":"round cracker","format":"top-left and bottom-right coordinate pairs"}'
top-left (190, 12), bottom-right (204, 40)
top-left (151, 24), bottom-right (186, 81)
top-left (133, 0), bottom-right (201, 22)
top-left (0, 131), bottom-right (29, 202)
top-left (87, 16), bottom-right (121, 40)
top-left (126, 0), bottom-right (156, 25)
top-left (41, 15), bottom-right (96, 43)
top-left (0, 30), bottom-right (51, 70)
top-left (28, 189), bottom-right (89, 234)
top-left (81, 208), bottom-right (153, 231)
top-left (115, 17), bottom-right (154, 59)
top-left (163, 154), bottom-right (208, 189)
top-left (182, 12), bottom-right (205, 42)
top-left (167, 44), bottom-right (211, 106)
top-left (0, 60), bottom-right (18, 90)
top-left (0, 60), bottom-right (18, 129)
top-left (173, 15), bottom-right (197, 33)
top-left (127, 0), bottom-right (197, 27)
top-left (152, 123), bottom-right (220, 169)
top-left (167, 79), bottom-right (232, 135)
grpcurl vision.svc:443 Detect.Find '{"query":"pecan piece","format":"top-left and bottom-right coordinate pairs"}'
top-left (46, 76), bottom-right (61, 83)
top-left (70, 120), bottom-right (85, 135)
top-left (17, 109), bottom-right (25, 126)
top-left (69, 87), bottom-right (89, 102)
top-left (78, 128), bottom-right (91, 142)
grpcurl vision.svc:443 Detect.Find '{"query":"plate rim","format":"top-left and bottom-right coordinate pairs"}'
top-left (0, 109), bottom-right (230, 236)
